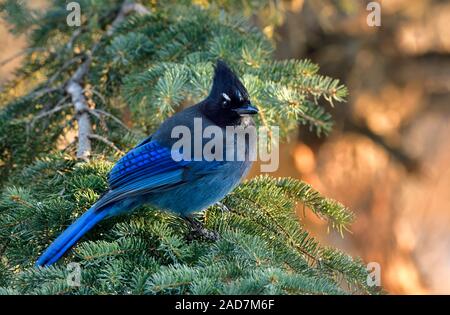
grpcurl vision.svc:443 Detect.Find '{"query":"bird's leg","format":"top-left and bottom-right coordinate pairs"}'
top-left (184, 216), bottom-right (219, 241)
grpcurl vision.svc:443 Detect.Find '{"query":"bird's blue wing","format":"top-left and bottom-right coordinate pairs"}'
top-left (97, 139), bottom-right (226, 210)
top-left (97, 168), bottom-right (185, 210)
top-left (108, 140), bottom-right (187, 189)
top-left (93, 140), bottom-right (188, 209)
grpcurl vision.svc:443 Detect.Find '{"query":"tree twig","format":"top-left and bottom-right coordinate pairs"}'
top-left (107, 1), bottom-right (151, 36)
top-left (29, 96), bottom-right (71, 126)
top-left (26, 86), bottom-right (63, 100)
top-left (88, 133), bottom-right (124, 155)
top-left (87, 88), bottom-right (130, 131)
top-left (91, 109), bottom-right (131, 131)
top-left (0, 47), bottom-right (46, 68)
top-left (66, 28), bottom-right (83, 51)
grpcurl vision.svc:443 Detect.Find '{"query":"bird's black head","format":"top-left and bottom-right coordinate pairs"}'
top-left (202, 60), bottom-right (258, 126)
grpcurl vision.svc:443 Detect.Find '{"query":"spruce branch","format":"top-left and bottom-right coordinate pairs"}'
top-left (273, 177), bottom-right (354, 233)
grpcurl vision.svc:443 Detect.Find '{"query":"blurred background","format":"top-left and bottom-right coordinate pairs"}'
top-left (1, 0), bottom-right (449, 294)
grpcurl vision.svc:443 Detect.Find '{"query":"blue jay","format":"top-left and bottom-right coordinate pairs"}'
top-left (36, 60), bottom-right (258, 266)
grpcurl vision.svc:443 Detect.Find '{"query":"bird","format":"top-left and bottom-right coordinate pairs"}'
top-left (36, 60), bottom-right (258, 267)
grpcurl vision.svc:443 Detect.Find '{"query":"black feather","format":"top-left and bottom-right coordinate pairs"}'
top-left (209, 60), bottom-right (249, 102)
top-left (201, 60), bottom-right (251, 126)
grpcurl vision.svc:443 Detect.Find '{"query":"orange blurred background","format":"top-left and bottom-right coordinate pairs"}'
top-left (1, 0), bottom-right (449, 294)
top-left (255, 0), bottom-right (450, 294)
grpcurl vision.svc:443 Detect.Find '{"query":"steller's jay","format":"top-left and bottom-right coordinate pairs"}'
top-left (36, 60), bottom-right (258, 266)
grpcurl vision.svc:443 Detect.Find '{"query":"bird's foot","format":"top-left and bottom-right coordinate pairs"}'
top-left (215, 202), bottom-right (230, 213)
top-left (184, 216), bottom-right (219, 241)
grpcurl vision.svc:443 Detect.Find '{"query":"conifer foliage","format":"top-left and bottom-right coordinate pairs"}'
top-left (0, 1), bottom-right (377, 294)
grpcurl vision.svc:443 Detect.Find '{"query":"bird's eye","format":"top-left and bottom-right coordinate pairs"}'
top-left (221, 93), bottom-right (231, 108)
top-left (222, 93), bottom-right (231, 102)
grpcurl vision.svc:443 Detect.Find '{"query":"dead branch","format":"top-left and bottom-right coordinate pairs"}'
top-left (66, 80), bottom-right (92, 160)
top-left (64, 1), bottom-right (149, 160)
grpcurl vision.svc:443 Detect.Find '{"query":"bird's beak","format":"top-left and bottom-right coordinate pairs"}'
top-left (232, 104), bottom-right (259, 116)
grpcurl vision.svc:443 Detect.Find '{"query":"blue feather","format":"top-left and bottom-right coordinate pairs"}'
top-left (36, 205), bottom-right (108, 267)
top-left (108, 140), bottom-right (186, 189)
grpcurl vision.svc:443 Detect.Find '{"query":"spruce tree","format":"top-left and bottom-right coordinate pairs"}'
top-left (0, 0), bottom-right (379, 294)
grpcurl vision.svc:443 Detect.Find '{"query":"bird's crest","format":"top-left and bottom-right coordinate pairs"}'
top-left (209, 60), bottom-right (249, 102)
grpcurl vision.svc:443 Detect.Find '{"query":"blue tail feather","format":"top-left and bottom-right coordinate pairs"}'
top-left (36, 205), bottom-right (109, 267)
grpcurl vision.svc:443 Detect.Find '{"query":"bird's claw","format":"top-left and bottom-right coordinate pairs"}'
top-left (215, 202), bottom-right (230, 213)
top-left (184, 216), bottom-right (219, 241)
